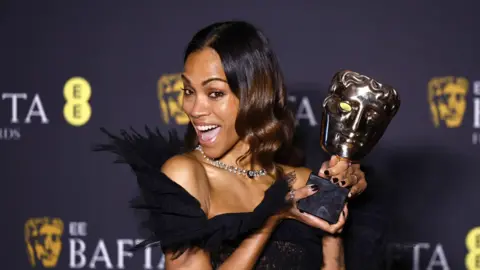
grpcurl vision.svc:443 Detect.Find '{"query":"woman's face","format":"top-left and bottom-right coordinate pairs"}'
top-left (182, 47), bottom-right (240, 158)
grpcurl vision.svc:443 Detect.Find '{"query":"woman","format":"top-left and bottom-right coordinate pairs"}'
top-left (96, 21), bottom-right (367, 269)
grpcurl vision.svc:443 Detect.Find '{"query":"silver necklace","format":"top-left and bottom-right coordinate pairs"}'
top-left (195, 145), bottom-right (267, 178)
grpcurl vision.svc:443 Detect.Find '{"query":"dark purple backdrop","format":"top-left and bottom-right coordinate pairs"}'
top-left (2, 1), bottom-right (479, 269)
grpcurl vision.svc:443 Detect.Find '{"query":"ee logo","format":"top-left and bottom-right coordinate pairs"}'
top-left (466, 227), bottom-right (480, 270)
top-left (63, 77), bottom-right (92, 126)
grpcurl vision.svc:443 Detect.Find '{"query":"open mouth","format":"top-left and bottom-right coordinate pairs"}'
top-left (335, 133), bottom-right (364, 147)
top-left (195, 125), bottom-right (221, 144)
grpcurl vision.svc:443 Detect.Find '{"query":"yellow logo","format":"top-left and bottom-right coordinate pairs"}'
top-left (466, 227), bottom-right (480, 270)
top-left (63, 77), bottom-right (92, 126)
top-left (25, 217), bottom-right (64, 268)
top-left (157, 74), bottom-right (189, 125)
top-left (428, 76), bottom-right (469, 128)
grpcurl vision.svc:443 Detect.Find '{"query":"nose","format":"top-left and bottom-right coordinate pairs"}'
top-left (350, 107), bottom-right (365, 132)
top-left (44, 236), bottom-right (53, 250)
top-left (190, 96), bottom-right (210, 118)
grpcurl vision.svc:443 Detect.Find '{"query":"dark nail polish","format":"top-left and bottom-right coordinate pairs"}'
top-left (310, 184), bottom-right (319, 192)
top-left (341, 181), bottom-right (346, 186)
top-left (324, 170), bottom-right (330, 176)
top-left (342, 211), bottom-right (345, 217)
top-left (299, 209), bottom-right (305, 213)
top-left (332, 177), bottom-right (338, 183)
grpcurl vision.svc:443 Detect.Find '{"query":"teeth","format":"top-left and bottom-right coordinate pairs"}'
top-left (196, 125), bottom-right (218, 131)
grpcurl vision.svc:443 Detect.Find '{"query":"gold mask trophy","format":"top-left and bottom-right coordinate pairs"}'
top-left (298, 70), bottom-right (401, 224)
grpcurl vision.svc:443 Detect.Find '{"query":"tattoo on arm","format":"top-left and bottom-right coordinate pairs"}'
top-left (285, 171), bottom-right (297, 188)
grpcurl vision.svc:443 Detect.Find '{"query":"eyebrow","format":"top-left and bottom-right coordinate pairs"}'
top-left (181, 74), bottom-right (228, 86)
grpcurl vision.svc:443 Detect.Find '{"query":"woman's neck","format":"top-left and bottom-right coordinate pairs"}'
top-left (217, 140), bottom-right (265, 171)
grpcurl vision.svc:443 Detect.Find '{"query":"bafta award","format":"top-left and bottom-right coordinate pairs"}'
top-left (297, 69), bottom-right (401, 224)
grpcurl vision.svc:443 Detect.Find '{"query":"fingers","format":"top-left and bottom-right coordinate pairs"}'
top-left (318, 155), bottom-right (339, 178)
top-left (348, 170), bottom-right (367, 198)
top-left (332, 165), bottom-right (354, 187)
top-left (322, 156), bottom-right (352, 186)
top-left (321, 156), bottom-right (338, 178)
top-left (295, 203), bottom-right (349, 234)
top-left (324, 157), bottom-right (350, 178)
top-left (318, 161), bottom-right (330, 178)
top-left (285, 184), bottom-right (319, 203)
top-left (328, 155), bottom-right (339, 167)
top-left (319, 156), bottom-right (345, 184)
top-left (332, 204), bottom-right (349, 233)
top-left (295, 210), bottom-right (333, 231)
top-left (324, 204), bottom-right (348, 234)
top-left (324, 160), bottom-right (364, 189)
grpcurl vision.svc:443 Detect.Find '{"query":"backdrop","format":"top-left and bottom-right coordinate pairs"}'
top-left (1, 1), bottom-right (479, 269)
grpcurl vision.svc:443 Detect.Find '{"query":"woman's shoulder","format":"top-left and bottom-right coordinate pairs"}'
top-left (161, 152), bottom-right (205, 178)
top-left (161, 152), bottom-right (211, 212)
top-left (277, 164), bottom-right (313, 188)
top-left (93, 126), bottom-right (211, 209)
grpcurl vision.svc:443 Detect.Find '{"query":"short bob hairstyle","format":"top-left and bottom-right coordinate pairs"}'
top-left (183, 21), bottom-right (296, 172)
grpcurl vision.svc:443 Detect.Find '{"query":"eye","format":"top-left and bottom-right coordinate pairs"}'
top-left (181, 88), bottom-right (194, 96)
top-left (209, 91), bottom-right (225, 99)
top-left (338, 101), bottom-right (352, 113)
top-left (366, 110), bottom-right (381, 123)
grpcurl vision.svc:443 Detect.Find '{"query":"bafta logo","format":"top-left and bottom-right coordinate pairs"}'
top-left (157, 73), bottom-right (189, 125)
top-left (25, 217), bottom-right (64, 268)
top-left (428, 76), bottom-right (469, 128)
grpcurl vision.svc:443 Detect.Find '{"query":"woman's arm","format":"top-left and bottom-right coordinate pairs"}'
top-left (321, 235), bottom-right (345, 270)
top-left (286, 165), bottom-right (347, 270)
top-left (217, 215), bottom-right (281, 269)
top-left (164, 215), bottom-right (281, 269)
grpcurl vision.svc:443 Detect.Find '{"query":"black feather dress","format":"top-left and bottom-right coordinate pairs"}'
top-left (94, 127), bottom-right (328, 269)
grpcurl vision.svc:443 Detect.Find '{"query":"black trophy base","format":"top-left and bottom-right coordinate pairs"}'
top-left (297, 173), bottom-right (349, 224)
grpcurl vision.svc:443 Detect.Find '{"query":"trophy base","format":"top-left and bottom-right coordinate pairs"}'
top-left (297, 173), bottom-right (349, 224)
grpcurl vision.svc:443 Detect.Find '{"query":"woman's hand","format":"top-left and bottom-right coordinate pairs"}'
top-left (319, 156), bottom-right (367, 198)
top-left (274, 185), bottom-right (349, 234)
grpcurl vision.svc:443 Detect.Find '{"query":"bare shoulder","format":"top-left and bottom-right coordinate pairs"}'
top-left (161, 153), bottom-right (210, 212)
top-left (278, 164), bottom-right (313, 189)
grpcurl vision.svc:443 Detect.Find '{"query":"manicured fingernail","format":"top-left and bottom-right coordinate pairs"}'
top-left (299, 209), bottom-right (305, 213)
top-left (310, 184), bottom-right (319, 192)
top-left (332, 177), bottom-right (338, 183)
top-left (342, 211), bottom-right (346, 217)
top-left (324, 170), bottom-right (330, 176)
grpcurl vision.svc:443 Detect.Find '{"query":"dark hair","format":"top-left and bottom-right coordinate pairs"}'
top-left (183, 21), bottom-right (296, 172)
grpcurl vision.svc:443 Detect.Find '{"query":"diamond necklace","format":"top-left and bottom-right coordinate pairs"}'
top-left (195, 145), bottom-right (267, 178)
